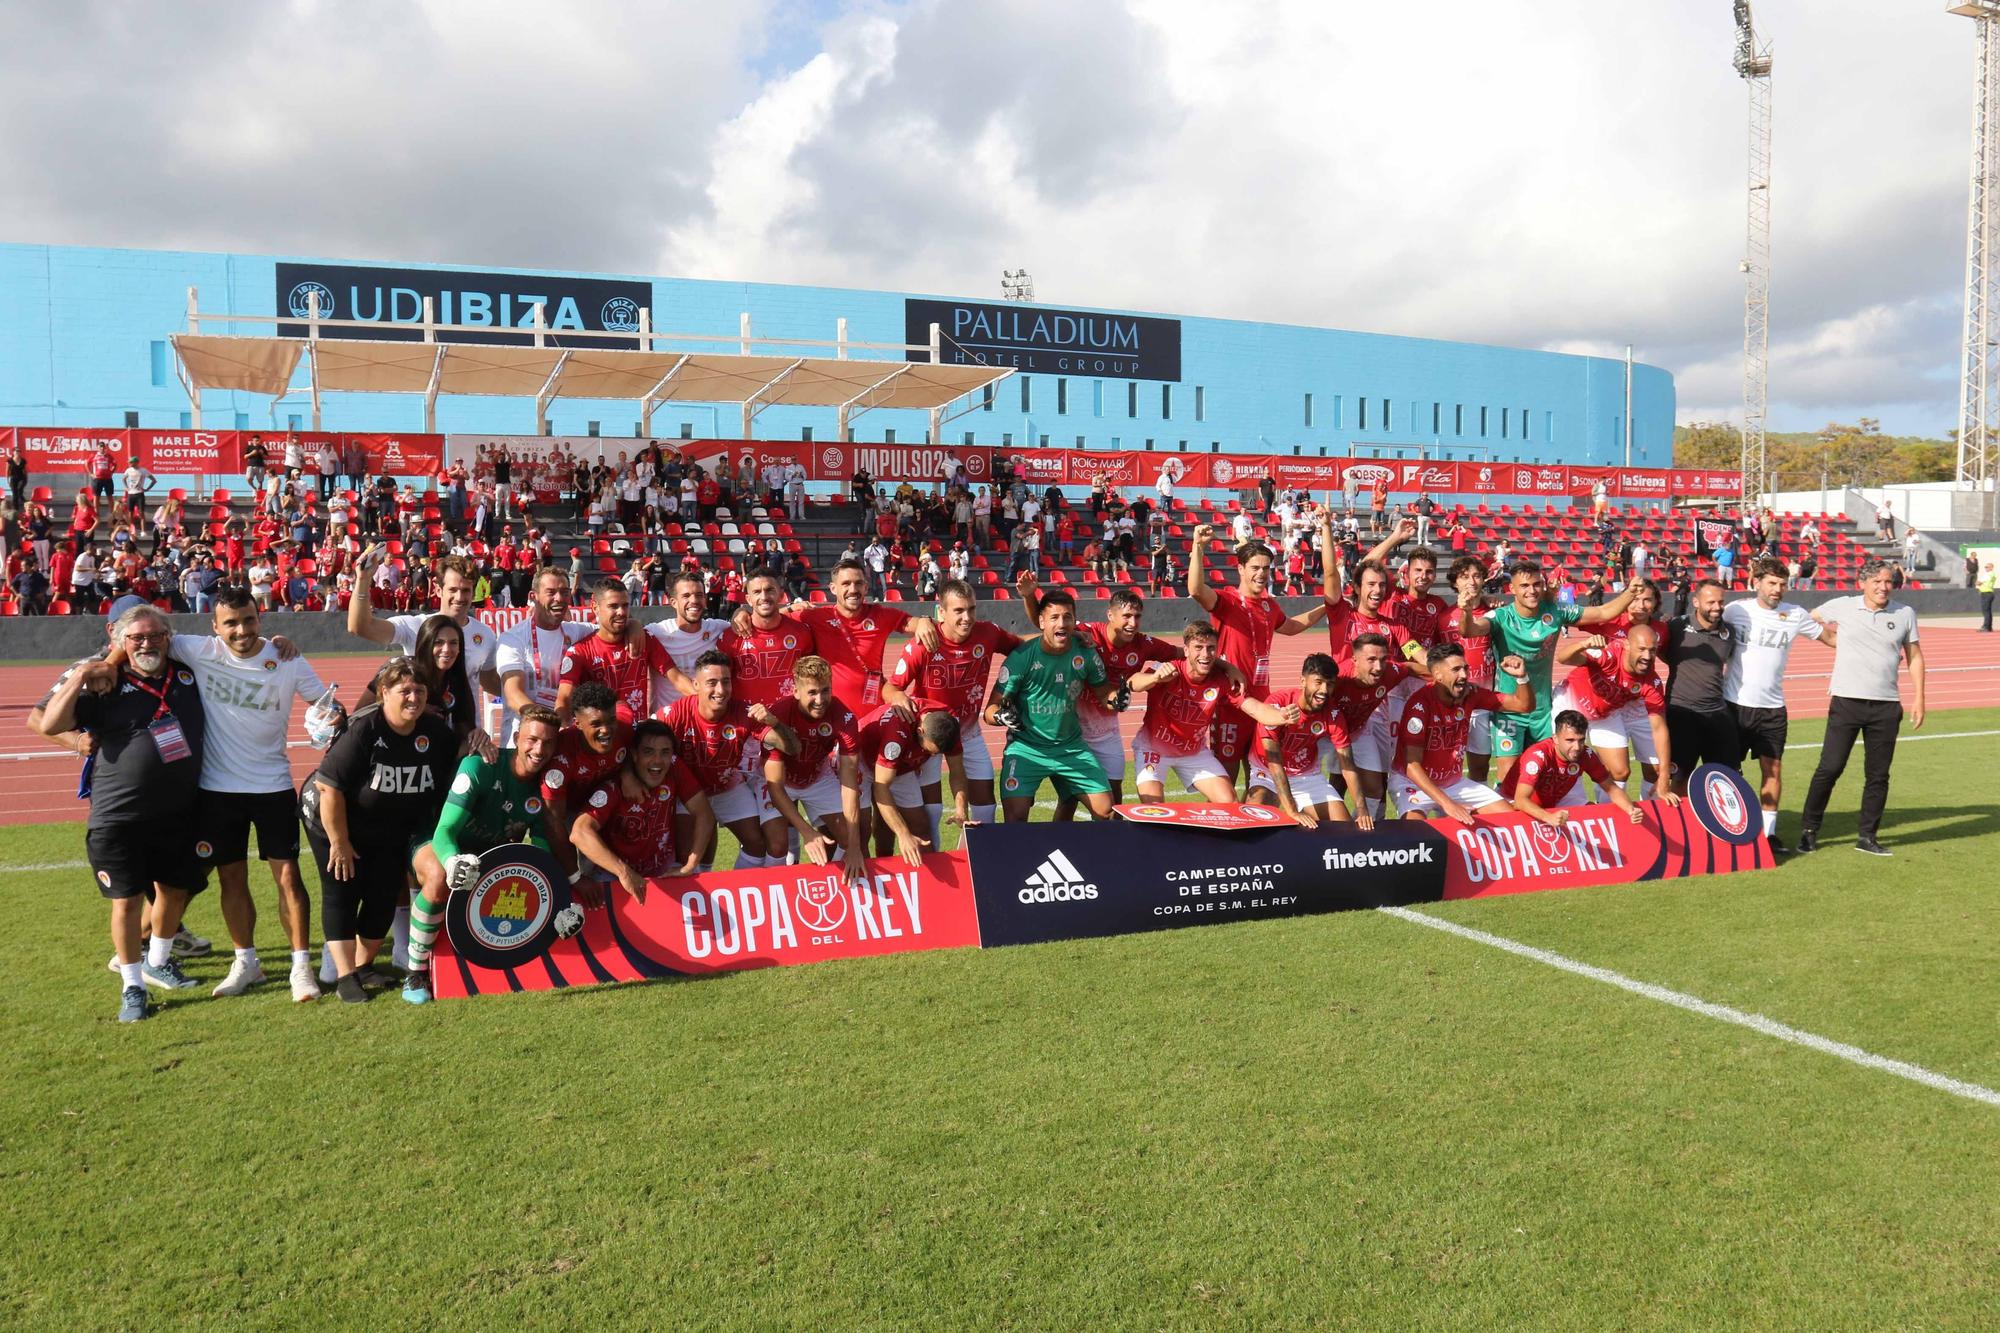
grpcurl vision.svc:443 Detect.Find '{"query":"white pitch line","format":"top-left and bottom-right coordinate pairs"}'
top-left (0, 859), bottom-right (89, 873)
top-left (1783, 728), bottom-right (2000, 752)
top-left (1378, 905), bottom-right (2000, 1110)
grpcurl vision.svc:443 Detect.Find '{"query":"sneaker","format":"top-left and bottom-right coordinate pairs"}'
top-left (211, 958), bottom-right (267, 997)
top-left (170, 927), bottom-right (213, 958)
top-left (118, 985), bottom-right (151, 1023)
top-left (1795, 830), bottom-right (1819, 853)
top-left (141, 958), bottom-right (199, 990)
top-left (107, 953), bottom-right (121, 974)
top-left (289, 958), bottom-right (321, 1003)
top-left (334, 973), bottom-right (371, 1004)
top-left (358, 963), bottom-right (404, 992)
top-left (401, 967), bottom-right (433, 1006)
top-left (1854, 837), bottom-right (1892, 857)
top-left (1767, 833), bottom-right (1790, 855)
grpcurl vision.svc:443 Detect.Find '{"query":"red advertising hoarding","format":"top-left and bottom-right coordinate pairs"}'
top-left (16, 426), bottom-right (126, 474)
top-left (129, 429), bottom-right (234, 473)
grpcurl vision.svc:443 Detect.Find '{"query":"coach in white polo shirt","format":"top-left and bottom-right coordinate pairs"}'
top-left (1721, 555), bottom-right (1825, 852)
top-left (494, 565), bottom-right (595, 744)
top-left (177, 586), bottom-right (330, 1002)
top-left (1797, 560), bottom-right (1926, 857)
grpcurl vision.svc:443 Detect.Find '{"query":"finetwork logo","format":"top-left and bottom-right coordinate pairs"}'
top-left (1320, 845), bottom-right (1435, 870)
top-left (1020, 849), bottom-right (1099, 903)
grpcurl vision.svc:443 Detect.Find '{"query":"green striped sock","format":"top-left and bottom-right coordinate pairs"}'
top-left (407, 890), bottom-right (445, 966)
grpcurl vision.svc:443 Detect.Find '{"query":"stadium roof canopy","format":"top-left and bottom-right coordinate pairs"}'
top-left (168, 290), bottom-right (1013, 437)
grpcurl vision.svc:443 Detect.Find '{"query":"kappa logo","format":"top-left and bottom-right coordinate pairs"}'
top-left (1019, 849), bottom-right (1100, 903)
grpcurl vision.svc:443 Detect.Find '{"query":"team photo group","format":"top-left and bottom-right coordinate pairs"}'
top-left (39, 499), bottom-right (1922, 1023)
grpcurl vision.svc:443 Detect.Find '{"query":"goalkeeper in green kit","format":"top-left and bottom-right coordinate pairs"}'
top-left (982, 589), bottom-right (1126, 821)
top-left (1455, 559), bottom-right (1636, 796)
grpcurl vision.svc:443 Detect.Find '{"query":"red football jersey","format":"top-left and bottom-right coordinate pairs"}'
top-left (540, 722), bottom-right (632, 808)
top-left (1504, 737), bottom-right (1611, 807)
top-left (857, 705), bottom-right (956, 777)
top-left (1324, 598), bottom-right (1420, 672)
top-left (577, 767), bottom-right (703, 878)
top-left (1562, 649), bottom-right (1666, 721)
top-left (1326, 660), bottom-right (1419, 734)
top-left (1140, 663), bottom-right (1243, 756)
top-left (1398, 682), bottom-right (1506, 783)
top-left (1208, 584), bottom-right (1286, 697)
top-left (886, 621), bottom-right (1020, 724)
top-left (1076, 624), bottom-right (1179, 737)
top-left (802, 604), bottom-right (910, 710)
top-left (718, 615), bottom-right (810, 710)
top-left (1253, 687), bottom-right (1350, 776)
top-left (1387, 589), bottom-right (1456, 650)
top-left (766, 694), bottom-right (861, 787)
top-left (561, 632), bottom-right (670, 719)
top-left (657, 695), bottom-right (764, 794)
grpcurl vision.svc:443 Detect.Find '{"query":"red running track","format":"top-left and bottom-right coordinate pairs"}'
top-left (0, 628), bottom-right (1991, 829)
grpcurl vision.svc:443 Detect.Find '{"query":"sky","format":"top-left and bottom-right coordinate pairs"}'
top-left (0, 0), bottom-right (1980, 435)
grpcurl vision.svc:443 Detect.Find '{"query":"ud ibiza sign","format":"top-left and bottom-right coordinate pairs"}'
top-left (907, 299), bottom-right (1182, 381)
top-left (275, 261), bottom-right (650, 348)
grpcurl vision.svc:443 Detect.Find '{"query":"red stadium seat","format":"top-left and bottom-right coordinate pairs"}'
top-left (48, 599), bottom-right (72, 616)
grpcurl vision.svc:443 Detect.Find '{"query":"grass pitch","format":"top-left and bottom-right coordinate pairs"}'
top-left (2, 710), bottom-right (1997, 1328)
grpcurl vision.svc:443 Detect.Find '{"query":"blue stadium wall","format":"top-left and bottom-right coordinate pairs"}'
top-left (0, 242), bottom-right (1674, 479)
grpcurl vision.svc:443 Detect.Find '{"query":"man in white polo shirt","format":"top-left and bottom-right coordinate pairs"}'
top-left (1721, 556), bottom-right (1825, 852)
top-left (494, 565), bottom-right (595, 744)
top-left (348, 546), bottom-right (502, 711)
top-left (1797, 560), bottom-right (1925, 856)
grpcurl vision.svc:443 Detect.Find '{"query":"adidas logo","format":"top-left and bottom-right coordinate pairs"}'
top-left (1019, 850), bottom-right (1099, 904)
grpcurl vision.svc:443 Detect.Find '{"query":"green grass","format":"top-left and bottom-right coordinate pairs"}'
top-left (3, 711), bottom-right (1998, 1327)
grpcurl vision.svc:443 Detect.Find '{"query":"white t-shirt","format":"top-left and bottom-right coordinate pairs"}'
top-left (171, 634), bottom-right (328, 795)
top-left (493, 616), bottom-right (595, 744)
top-left (1720, 599), bottom-right (1824, 709)
top-left (390, 613), bottom-right (497, 701)
top-left (645, 617), bottom-right (731, 706)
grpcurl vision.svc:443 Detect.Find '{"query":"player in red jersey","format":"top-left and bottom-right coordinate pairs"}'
top-left (762, 655), bottom-right (868, 879)
top-left (1319, 513), bottom-right (1422, 667)
top-left (1127, 622), bottom-right (1299, 802)
top-left (1187, 522), bottom-right (1326, 782)
top-left (1386, 545), bottom-right (1454, 649)
top-left (537, 681), bottom-right (633, 889)
top-left (569, 720), bottom-right (711, 903)
top-left (1505, 711), bottom-right (1659, 827)
top-left (1595, 578), bottom-right (1667, 657)
top-left (1324, 631), bottom-right (1429, 820)
top-left (882, 577), bottom-right (1021, 831)
top-left (656, 650), bottom-right (800, 872)
top-left (857, 703), bottom-right (966, 865)
top-left (1552, 624), bottom-right (1672, 795)
top-left (1247, 652), bottom-right (1368, 829)
top-left (1448, 557), bottom-right (1501, 783)
top-left (719, 566), bottom-right (813, 862)
top-left (556, 581), bottom-right (671, 722)
top-left (796, 558), bottom-right (938, 712)
top-left (1392, 642), bottom-right (1534, 824)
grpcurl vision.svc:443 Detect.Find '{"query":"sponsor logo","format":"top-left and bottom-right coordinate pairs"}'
top-left (1212, 458), bottom-right (1239, 485)
top-left (1020, 849), bottom-right (1100, 903)
top-left (588, 787), bottom-right (610, 809)
top-left (1530, 821), bottom-right (1574, 865)
top-left (793, 875), bottom-right (849, 934)
top-left (544, 766), bottom-right (564, 789)
top-left (1236, 805), bottom-right (1279, 822)
top-left (1344, 463), bottom-right (1393, 487)
top-left (1127, 804), bottom-right (1176, 818)
top-left (1320, 844), bottom-right (1437, 870)
top-left (821, 447), bottom-right (844, 472)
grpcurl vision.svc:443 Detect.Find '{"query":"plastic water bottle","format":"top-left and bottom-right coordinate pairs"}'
top-left (304, 685), bottom-right (343, 750)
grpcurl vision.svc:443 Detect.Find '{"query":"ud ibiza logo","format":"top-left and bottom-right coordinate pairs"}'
top-left (601, 297), bottom-right (641, 332)
top-left (1020, 849), bottom-right (1100, 903)
top-left (287, 282), bottom-right (335, 319)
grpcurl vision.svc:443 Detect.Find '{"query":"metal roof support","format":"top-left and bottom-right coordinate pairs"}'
top-left (307, 289), bottom-right (323, 430)
top-left (638, 353), bottom-right (692, 435)
top-left (741, 358), bottom-right (806, 438)
top-left (535, 351), bottom-right (572, 436)
top-left (834, 363), bottom-right (916, 440)
top-left (837, 318), bottom-right (849, 359)
top-left (423, 345), bottom-right (447, 432)
top-left (184, 286), bottom-right (203, 426)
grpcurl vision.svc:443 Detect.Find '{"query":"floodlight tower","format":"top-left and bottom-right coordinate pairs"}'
top-left (1734, 1), bottom-right (1773, 507)
top-left (1951, 2), bottom-right (2000, 491)
top-left (1001, 269), bottom-right (1035, 303)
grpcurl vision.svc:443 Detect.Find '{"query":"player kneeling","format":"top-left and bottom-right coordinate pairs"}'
top-left (1247, 653), bottom-right (1370, 830)
top-left (1393, 643), bottom-right (1534, 824)
top-left (763, 656), bottom-right (869, 878)
top-left (860, 705), bottom-right (968, 863)
top-left (569, 720), bottom-right (713, 902)
top-left (985, 589), bottom-right (1123, 820)
top-left (1506, 710), bottom-right (1675, 828)
top-left (1127, 622), bottom-right (1295, 804)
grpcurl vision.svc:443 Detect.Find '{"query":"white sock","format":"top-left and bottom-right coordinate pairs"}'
top-left (1762, 810), bottom-right (1778, 835)
top-left (971, 803), bottom-right (995, 826)
top-left (119, 961), bottom-right (144, 988)
top-left (320, 948), bottom-right (338, 983)
top-left (392, 908), bottom-right (411, 969)
top-left (290, 949), bottom-right (310, 967)
top-left (235, 946), bottom-right (258, 969)
top-left (1364, 798), bottom-right (1383, 819)
top-left (925, 803), bottom-right (943, 840)
top-left (146, 935), bottom-right (173, 968)
top-left (737, 853), bottom-right (764, 870)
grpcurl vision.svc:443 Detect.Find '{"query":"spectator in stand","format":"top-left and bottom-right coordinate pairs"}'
top-left (6, 438), bottom-right (26, 512)
top-left (1258, 470), bottom-right (1277, 518)
top-left (88, 440), bottom-right (117, 504)
top-left (242, 434), bottom-right (268, 493)
top-left (119, 457), bottom-right (156, 526)
top-left (71, 485), bottom-right (99, 545)
top-left (1231, 510), bottom-right (1255, 546)
top-left (863, 536), bottom-right (890, 601)
top-left (68, 544), bottom-right (99, 614)
top-left (1011, 520), bottom-right (1042, 579)
top-left (1875, 498), bottom-right (1894, 542)
top-left (12, 554), bottom-right (50, 614)
top-left (948, 542), bottom-right (971, 583)
top-left (1800, 517), bottom-right (1821, 549)
top-left (972, 485), bottom-right (992, 548)
top-left (1714, 535), bottom-right (1736, 589)
top-left (1901, 527), bottom-right (1922, 576)
top-left (697, 468), bottom-right (720, 522)
top-left (1369, 475), bottom-right (1390, 533)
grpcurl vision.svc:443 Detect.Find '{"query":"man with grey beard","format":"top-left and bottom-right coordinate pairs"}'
top-left (36, 604), bottom-right (209, 1022)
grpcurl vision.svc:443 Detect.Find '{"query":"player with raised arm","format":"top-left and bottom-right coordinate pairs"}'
top-left (402, 704), bottom-right (563, 1005)
top-left (1454, 559), bottom-right (1638, 794)
top-left (1507, 710), bottom-right (1667, 827)
top-left (349, 546), bottom-right (502, 734)
top-left (569, 721), bottom-right (711, 905)
top-left (1551, 624), bottom-right (1673, 799)
top-left (1126, 621), bottom-right (1301, 804)
top-left (556, 580), bottom-right (671, 722)
top-left (1319, 513), bottom-right (1423, 668)
top-left (1393, 642), bottom-right (1534, 824)
top-left (657, 650), bottom-right (800, 872)
top-left (860, 703), bottom-right (968, 863)
top-left (883, 577), bottom-right (1021, 831)
top-left (1247, 652), bottom-right (1366, 829)
top-left (1721, 557), bottom-right (1826, 851)
top-left (795, 558), bottom-right (939, 714)
top-left (762, 656), bottom-right (868, 878)
top-left (983, 588), bottom-right (1122, 821)
top-left (1187, 522), bottom-right (1327, 784)
top-left (493, 566), bottom-right (594, 744)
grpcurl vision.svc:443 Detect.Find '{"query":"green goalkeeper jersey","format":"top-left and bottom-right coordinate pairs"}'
top-left (431, 750), bottom-right (554, 859)
top-left (995, 637), bottom-right (1107, 749)
top-left (1484, 599), bottom-right (1584, 716)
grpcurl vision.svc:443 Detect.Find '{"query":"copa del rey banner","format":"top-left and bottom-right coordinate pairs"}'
top-left (2, 426), bottom-right (445, 477)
